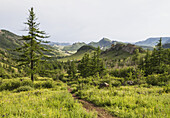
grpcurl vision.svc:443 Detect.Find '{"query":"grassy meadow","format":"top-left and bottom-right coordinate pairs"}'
top-left (65, 74), bottom-right (170, 118)
top-left (0, 77), bottom-right (97, 118)
top-left (76, 85), bottom-right (169, 118)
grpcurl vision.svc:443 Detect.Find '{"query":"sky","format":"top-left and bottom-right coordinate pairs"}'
top-left (1, 0), bottom-right (170, 43)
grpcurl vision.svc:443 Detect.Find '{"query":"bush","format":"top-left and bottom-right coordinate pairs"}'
top-left (110, 67), bottom-right (134, 78)
top-left (15, 86), bottom-right (33, 92)
top-left (111, 80), bottom-right (121, 87)
top-left (34, 81), bottom-right (42, 88)
top-left (163, 86), bottom-right (170, 93)
top-left (34, 81), bottom-right (53, 88)
top-left (0, 79), bottom-right (21, 91)
top-left (42, 81), bottom-right (53, 88)
top-left (146, 73), bottom-right (170, 86)
top-left (36, 77), bottom-right (53, 81)
top-left (21, 79), bottom-right (33, 87)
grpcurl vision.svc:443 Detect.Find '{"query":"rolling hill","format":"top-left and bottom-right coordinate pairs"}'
top-left (0, 29), bottom-right (22, 50)
top-left (58, 45), bottom-right (96, 61)
top-left (58, 43), bottom-right (144, 61)
top-left (0, 29), bottom-right (67, 58)
top-left (135, 37), bottom-right (170, 47)
top-left (62, 42), bottom-right (86, 52)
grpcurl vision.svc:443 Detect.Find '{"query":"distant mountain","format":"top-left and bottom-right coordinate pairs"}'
top-left (163, 43), bottom-right (170, 48)
top-left (60, 38), bottom-right (123, 52)
top-left (48, 42), bottom-right (70, 46)
top-left (135, 37), bottom-right (170, 47)
top-left (88, 38), bottom-right (117, 50)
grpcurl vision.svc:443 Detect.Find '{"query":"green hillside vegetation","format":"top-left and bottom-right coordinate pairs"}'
top-left (58, 45), bottom-right (96, 62)
top-left (101, 43), bottom-right (144, 60)
top-left (0, 29), bottom-right (67, 58)
top-left (63, 39), bottom-right (170, 118)
top-left (0, 30), bottom-right (22, 50)
top-left (63, 42), bottom-right (86, 52)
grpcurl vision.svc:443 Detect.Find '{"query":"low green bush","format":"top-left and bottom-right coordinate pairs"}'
top-left (0, 79), bottom-right (20, 91)
top-left (21, 79), bottom-right (33, 87)
top-left (42, 80), bottom-right (53, 88)
top-left (163, 86), bottom-right (170, 93)
top-left (111, 80), bottom-right (121, 87)
top-left (15, 86), bottom-right (33, 92)
top-left (146, 73), bottom-right (170, 86)
top-left (34, 81), bottom-right (53, 88)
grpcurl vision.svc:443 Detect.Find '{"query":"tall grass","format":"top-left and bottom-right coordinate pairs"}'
top-left (76, 86), bottom-right (170, 118)
top-left (0, 89), bottom-right (97, 118)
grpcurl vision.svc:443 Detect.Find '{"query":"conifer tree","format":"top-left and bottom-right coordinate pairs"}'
top-left (78, 53), bottom-right (91, 78)
top-left (67, 60), bottom-right (77, 79)
top-left (78, 48), bottom-right (105, 78)
top-left (14, 7), bottom-right (49, 81)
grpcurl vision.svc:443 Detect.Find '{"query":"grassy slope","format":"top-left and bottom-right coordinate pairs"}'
top-left (101, 50), bottom-right (131, 60)
top-left (58, 48), bottom-right (133, 62)
top-left (0, 78), bottom-right (97, 118)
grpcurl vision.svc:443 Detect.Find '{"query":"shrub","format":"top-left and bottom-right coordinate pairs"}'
top-left (111, 80), bottom-right (121, 87)
top-left (0, 79), bottom-right (21, 91)
top-left (15, 86), bottom-right (33, 92)
top-left (34, 81), bottom-right (42, 88)
top-left (21, 79), bottom-right (33, 87)
top-left (42, 80), bottom-right (53, 88)
top-left (110, 67), bottom-right (134, 78)
top-left (163, 86), bottom-right (170, 93)
top-left (146, 73), bottom-right (170, 86)
top-left (34, 81), bottom-right (53, 88)
top-left (36, 77), bottom-right (53, 81)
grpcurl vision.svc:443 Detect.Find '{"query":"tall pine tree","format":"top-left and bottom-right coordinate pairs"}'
top-left (15, 7), bottom-right (49, 81)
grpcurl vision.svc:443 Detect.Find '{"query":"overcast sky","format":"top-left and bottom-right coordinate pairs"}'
top-left (1, 0), bottom-right (170, 43)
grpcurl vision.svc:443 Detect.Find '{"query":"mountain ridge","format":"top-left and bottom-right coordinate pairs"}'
top-left (135, 37), bottom-right (170, 47)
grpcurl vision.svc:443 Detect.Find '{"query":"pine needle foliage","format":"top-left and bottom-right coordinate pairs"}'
top-left (14, 7), bottom-right (49, 81)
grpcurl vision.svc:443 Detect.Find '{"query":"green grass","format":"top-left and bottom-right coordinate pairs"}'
top-left (0, 78), bottom-right (97, 118)
top-left (76, 85), bottom-right (170, 118)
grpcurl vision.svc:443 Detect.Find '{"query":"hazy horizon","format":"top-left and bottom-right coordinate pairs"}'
top-left (1, 0), bottom-right (170, 43)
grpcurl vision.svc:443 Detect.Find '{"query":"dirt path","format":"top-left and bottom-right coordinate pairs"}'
top-left (68, 88), bottom-right (116, 118)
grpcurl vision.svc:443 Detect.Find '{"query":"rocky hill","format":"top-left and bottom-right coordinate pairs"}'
top-left (101, 43), bottom-right (144, 59)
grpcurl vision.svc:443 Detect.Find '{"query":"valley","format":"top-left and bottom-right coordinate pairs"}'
top-left (0, 5), bottom-right (170, 118)
top-left (0, 28), bottom-right (169, 118)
